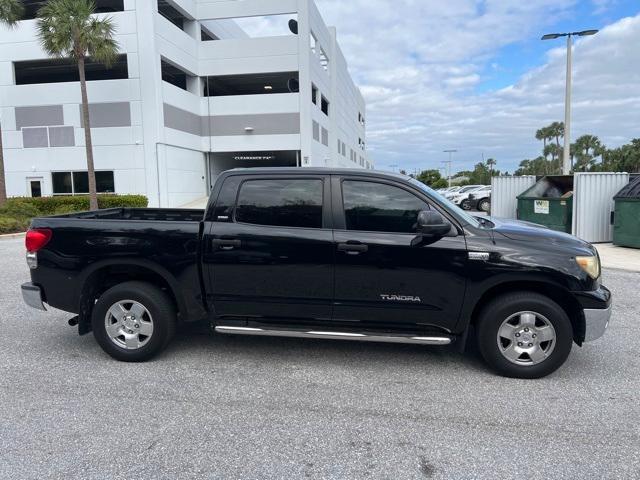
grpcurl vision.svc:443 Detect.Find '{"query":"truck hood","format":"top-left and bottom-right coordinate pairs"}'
top-left (488, 217), bottom-right (594, 253)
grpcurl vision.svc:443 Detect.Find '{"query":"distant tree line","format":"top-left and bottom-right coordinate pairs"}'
top-left (410, 123), bottom-right (640, 189)
top-left (515, 122), bottom-right (640, 175)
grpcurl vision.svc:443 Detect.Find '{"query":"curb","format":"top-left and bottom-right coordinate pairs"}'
top-left (0, 232), bottom-right (26, 240)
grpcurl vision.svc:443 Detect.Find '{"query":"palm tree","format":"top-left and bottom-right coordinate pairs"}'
top-left (535, 127), bottom-right (549, 156)
top-left (37, 0), bottom-right (118, 210)
top-left (573, 134), bottom-right (604, 172)
top-left (548, 122), bottom-right (565, 173)
top-left (0, 0), bottom-right (24, 205)
top-left (486, 158), bottom-right (496, 177)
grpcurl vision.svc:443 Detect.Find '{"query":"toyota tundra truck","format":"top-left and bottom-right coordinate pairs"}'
top-left (21, 168), bottom-right (611, 378)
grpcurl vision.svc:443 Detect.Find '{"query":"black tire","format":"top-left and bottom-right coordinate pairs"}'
top-left (478, 198), bottom-right (490, 213)
top-left (461, 199), bottom-right (472, 210)
top-left (476, 292), bottom-right (573, 379)
top-left (92, 281), bottom-right (176, 362)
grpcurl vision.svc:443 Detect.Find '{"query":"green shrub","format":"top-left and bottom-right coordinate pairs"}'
top-left (3, 195), bottom-right (148, 217)
top-left (0, 195), bottom-right (149, 234)
top-left (0, 199), bottom-right (40, 218)
top-left (0, 216), bottom-right (30, 235)
top-left (98, 195), bottom-right (148, 209)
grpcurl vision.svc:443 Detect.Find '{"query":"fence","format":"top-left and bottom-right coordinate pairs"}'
top-left (572, 172), bottom-right (629, 243)
top-left (490, 176), bottom-right (536, 218)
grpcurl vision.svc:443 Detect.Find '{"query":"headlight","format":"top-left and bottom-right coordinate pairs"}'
top-left (576, 255), bottom-right (600, 279)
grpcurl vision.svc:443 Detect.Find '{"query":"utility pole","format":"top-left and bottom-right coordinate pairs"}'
top-left (442, 149), bottom-right (457, 188)
top-left (542, 29), bottom-right (598, 174)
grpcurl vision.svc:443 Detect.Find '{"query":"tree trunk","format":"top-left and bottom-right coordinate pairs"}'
top-left (555, 136), bottom-right (562, 174)
top-left (78, 57), bottom-right (99, 211)
top-left (0, 120), bottom-right (6, 206)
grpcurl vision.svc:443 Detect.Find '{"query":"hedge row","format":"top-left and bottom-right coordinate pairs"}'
top-left (0, 195), bottom-right (148, 234)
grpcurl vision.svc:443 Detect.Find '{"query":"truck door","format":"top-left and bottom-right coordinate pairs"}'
top-left (331, 175), bottom-right (468, 331)
top-left (202, 173), bottom-right (334, 323)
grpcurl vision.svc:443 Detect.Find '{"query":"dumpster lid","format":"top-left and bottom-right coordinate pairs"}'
top-left (615, 176), bottom-right (640, 199)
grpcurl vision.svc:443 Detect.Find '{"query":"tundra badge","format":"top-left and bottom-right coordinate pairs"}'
top-left (380, 294), bottom-right (422, 302)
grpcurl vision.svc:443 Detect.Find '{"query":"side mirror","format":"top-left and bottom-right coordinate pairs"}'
top-left (416, 210), bottom-right (452, 237)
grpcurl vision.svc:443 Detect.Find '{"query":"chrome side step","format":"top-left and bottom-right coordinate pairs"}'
top-left (214, 326), bottom-right (452, 346)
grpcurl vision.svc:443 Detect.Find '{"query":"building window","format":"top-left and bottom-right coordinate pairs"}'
top-left (321, 127), bottom-right (329, 146)
top-left (204, 72), bottom-right (299, 96)
top-left (235, 179), bottom-right (324, 229)
top-left (161, 60), bottom-right (193, 91)
top-left (312, 84), bottom-right (318, 105)
top-left (342, 181), bottom-right (428, 234)
top-left (201, 28), bottom-right (219, 41)
top-left (21, 0), bottom-right (123, 20)
top-left (52, 171), bottom-right (115, 195)
top-left (321, 96), bottom-right (329, 116)
top-left (158, 0), bottom-right (188, 31)
top-left (14, 55), bottom-right (128, 85)
top-left (312, 121), bottom-right (320, 142)
top-left (342, 142), bottom-right (346, 156)
top-left (319, 47), bottom-right (330, 71)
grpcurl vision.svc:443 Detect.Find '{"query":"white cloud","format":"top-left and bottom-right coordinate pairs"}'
top-left (315, 0), bottom-right (640, 173)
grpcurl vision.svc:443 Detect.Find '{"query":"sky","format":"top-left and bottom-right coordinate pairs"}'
top-left (240, 1), bottom-right (640, 174)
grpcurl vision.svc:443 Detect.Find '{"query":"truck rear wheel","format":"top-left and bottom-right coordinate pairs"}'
top-left (91, 281), bottom-right (176, 362)
top-left (476, 292), bottom-right (572, 379)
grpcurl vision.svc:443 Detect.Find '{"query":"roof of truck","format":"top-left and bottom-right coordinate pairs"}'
top-left (223, 167), bottom-right (410, 181)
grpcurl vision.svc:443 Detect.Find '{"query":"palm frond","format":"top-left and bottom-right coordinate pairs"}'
top-left (36, 0), bottom-right (117, 64)
top-left (86, 16), bottom-right (119, 66)
top-left (0, 0), bottom-right (24, 27)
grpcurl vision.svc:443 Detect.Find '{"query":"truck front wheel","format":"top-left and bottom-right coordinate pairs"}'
top-left (476, 292), bottom-right (573, 379)
top-left (91, 281), bottom-right (176, 362)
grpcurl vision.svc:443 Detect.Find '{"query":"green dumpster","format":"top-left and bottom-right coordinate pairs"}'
top-left (517, 176), bottom-right (573, 233)
top-left (613, 176), bottom-right (640, 249)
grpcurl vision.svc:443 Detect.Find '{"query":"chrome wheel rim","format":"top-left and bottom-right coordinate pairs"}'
top-left (104, 300), bottom-right (154, 350)
top-left (480, 200), bottom-right (490, 212)
top-left (496, 311), bottom-right (556, 366)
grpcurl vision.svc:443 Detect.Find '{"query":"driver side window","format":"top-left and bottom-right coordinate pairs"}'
top-left (342, 180), bottom-right (429, 233)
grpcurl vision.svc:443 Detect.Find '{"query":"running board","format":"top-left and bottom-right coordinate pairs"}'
top-left (214, 326), bottom-right (452, 346)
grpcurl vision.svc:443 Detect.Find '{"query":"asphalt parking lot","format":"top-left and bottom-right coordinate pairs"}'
top-left (1, 235), bottom-right (639, 480)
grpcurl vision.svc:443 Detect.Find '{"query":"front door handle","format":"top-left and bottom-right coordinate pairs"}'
top-left (212, 238), bottom-right (241, 250)
top-left (337, 242), bottom-right (368, 255)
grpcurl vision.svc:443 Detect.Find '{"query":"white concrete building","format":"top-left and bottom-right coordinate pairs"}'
top-left (0, 0), bottom-right (370, 207)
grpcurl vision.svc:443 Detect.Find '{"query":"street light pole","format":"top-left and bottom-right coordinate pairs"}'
top-left (563, 34), bottom-right (573, 175)
top-left (442, 149), bottom-right (457, 188)
top-left (542, 29), bottom-right (598, 175)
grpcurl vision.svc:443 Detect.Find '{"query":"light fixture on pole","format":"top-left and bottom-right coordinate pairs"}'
top-left (541, 29), bottom-right (598, 175)
top-left (442, 149), bottom-right (457, 188)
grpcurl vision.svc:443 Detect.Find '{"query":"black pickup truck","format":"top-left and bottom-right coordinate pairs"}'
top-left (22, 168), bottom-right (611, 378)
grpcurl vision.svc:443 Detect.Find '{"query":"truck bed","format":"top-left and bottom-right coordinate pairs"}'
top-left (29, 207), bottom-right (208, 323)
top-left (52, 208), bottom-right (205, 222)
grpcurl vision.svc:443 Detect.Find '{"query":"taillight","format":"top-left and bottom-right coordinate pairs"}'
top-left (25, 228), bottom-right (52, 253)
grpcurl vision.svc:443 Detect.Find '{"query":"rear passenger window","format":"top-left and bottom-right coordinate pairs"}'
top-left (236, 179), bottom-right (323, 229)
top-left (342, 180), bottom-right (428, 233)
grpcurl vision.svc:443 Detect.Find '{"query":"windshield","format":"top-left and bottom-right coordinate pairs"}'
top-left (459, 186), bottom-right (481, 193)
top-left (408, 179), bottom-right (481, 227)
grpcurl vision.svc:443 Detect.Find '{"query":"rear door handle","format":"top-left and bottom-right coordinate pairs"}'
top-left (337, 242), bottom-right (368, 255)
top-left (212, 238), bottom-right (241, 250)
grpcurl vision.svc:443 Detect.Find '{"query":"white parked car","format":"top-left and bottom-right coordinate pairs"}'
top-left (448, 185), bottom-right (484, 205)
top-left (464, 186), bottom-right (492, 212)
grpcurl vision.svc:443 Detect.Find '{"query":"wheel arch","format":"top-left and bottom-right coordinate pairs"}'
top-left (76, 259), bottom-right (187, 335)
top-left (468, 281), bottom-right (586, 346)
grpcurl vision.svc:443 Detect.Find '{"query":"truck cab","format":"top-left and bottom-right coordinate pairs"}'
top-left (22, 168), bottom-right (612, 378)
